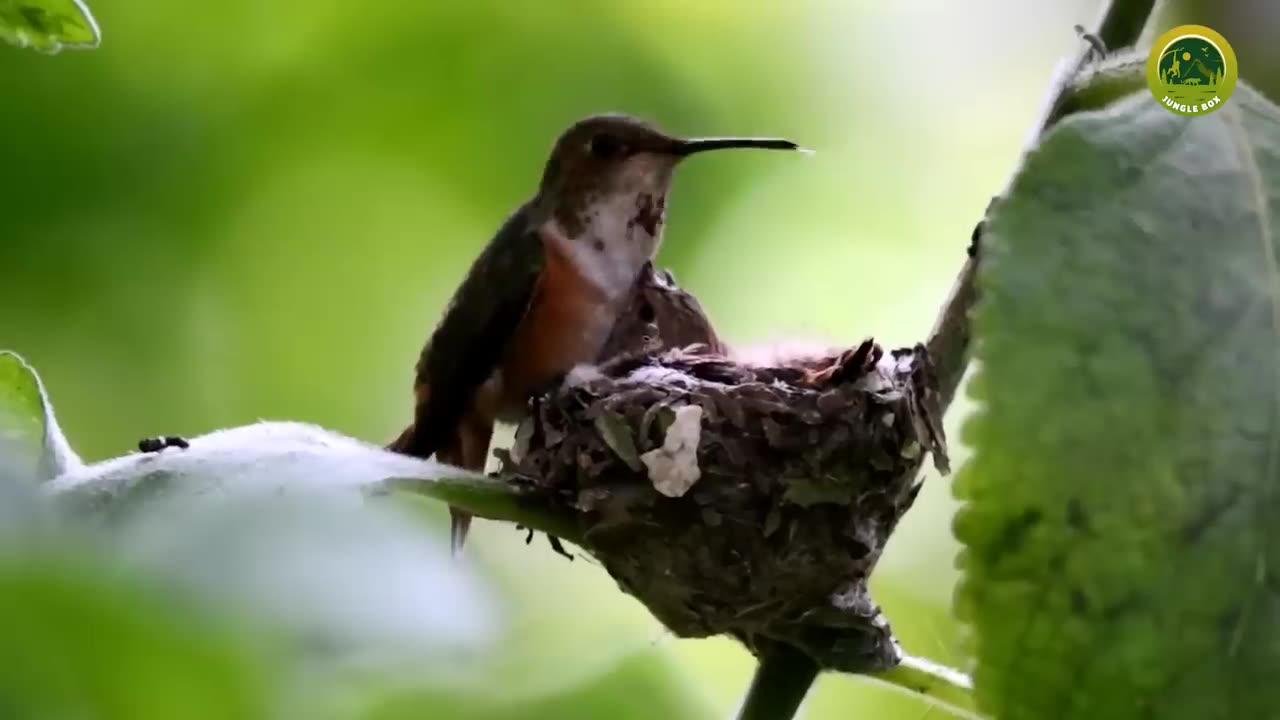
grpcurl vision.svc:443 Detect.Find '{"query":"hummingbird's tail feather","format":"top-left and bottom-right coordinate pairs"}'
top-left (386, 423), bottom-right (418, 454)
top-left (448, 508), bottom-right (472, 558)
top-left (388, 416), bottom-right (493, 559)
top-left (436, 436), bottom-right (485, 559)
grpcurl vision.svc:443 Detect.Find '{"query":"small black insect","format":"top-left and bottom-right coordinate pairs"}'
top-left (137, 435), bottom-right (190, 453)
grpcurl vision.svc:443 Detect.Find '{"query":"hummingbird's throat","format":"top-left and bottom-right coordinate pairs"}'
top-left (632, 193), bottom-right (665, 237)
top-left (546, 189), bottom-right (668, 302)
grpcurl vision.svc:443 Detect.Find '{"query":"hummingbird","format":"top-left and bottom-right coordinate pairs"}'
top-left (388, 113), bottom-right (800, 554)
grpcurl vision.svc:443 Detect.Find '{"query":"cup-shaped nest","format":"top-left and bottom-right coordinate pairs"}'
top-left (499, 265), bottom-right (950, 674)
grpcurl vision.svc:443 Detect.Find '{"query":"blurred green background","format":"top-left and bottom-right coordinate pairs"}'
top-left (0, 0), bottom-right (1125, 717)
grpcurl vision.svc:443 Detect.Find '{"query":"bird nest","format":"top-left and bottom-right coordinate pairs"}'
top-left (497, 265), bottom-right (950, 673)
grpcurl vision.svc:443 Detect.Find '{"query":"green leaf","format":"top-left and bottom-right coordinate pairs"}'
top-left (43, 421), bottom-right (504, 668)
top-left (0, 0), bottom-right (98, 52)
top-left (0, 554), bottom-right (268, 720)
top-left (955, 84), bottom-right (1280, 719)
top-left (1059, 51), bottom-right (1147, 117)
top-left (0, 350), bottom-right (81, 490)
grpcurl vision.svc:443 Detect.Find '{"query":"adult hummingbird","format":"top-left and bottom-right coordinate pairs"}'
top-left (389, 113), bottom-right (799, 554)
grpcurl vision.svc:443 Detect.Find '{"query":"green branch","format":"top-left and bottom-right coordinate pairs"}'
top-left (1095, 0), bottom-right (1157, 53)
top-left (385, 473), bottom-right (582, 545)
top-left (869, 654), bottom-right (980, 719)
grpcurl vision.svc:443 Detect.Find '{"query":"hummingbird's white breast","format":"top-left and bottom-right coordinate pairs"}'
top-left (546, 188), bottom-right (667, 302)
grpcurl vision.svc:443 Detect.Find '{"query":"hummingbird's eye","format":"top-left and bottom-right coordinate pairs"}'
top-left (587, 133), bottom-right (623, 159)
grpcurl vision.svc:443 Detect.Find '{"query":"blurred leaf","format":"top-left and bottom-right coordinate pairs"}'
top-left (115, 489), bottom-right (496, 671)
top-left (0, 350), bottom-right (80, 494)
top-left (44, 420), bottom-right (471, 506)
top-left (45, 419), bottom-right (642, 700)
top-left (393, 427), bottom-right (664, 705)
top-left (444, 555), bottom-right (660, 704)
top-left (363, 649), bottom-right (712, 720)
top-left (0, 554), bottom-right (267, 720)
top-left (111, 492), bottom-right (500, 673)
top-left (40, 421), bottom-right (504, 670)
top-left (44, 420), bottom-right (573, 538)
top-left (955, 85), bottom-right (1280, 718)
top-left (0, 0), bottom-right (98, 52)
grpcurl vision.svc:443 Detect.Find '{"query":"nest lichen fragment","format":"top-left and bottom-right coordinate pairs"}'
top-left (502, 338), bottom-right (949, 674)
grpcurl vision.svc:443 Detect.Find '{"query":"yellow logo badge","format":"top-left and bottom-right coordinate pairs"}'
top-left (1147, 25), bottom-right (1237, 116)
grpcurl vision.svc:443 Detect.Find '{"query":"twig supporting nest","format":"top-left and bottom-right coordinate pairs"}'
top-left (498, 264), bottom-right (949, 672)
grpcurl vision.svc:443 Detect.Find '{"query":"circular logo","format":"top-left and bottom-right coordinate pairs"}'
top-left (1147, 25), bottom-right (1237, 116)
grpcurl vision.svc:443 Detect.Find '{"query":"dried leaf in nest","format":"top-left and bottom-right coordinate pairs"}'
top-left (502, 328), bottom-right (950, 674)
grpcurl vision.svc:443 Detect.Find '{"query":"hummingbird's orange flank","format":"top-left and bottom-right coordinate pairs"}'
top-left (388, 113), bottom-right (800, 555)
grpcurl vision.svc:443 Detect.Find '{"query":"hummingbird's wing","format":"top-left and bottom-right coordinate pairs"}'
top-left (393, 203), bottom-right (544, 460)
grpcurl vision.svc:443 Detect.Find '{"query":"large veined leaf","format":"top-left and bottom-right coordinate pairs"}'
top-left (0, 0), bottom-right (98, 52)
top-left (955, 84), bottom-right (1280, 718)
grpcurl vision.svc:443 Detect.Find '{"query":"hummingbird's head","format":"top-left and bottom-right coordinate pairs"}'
top-left (535, 113), bottom-right (798, 241)
top-left (532, 113), bottom-right (798, 297)
top-left (538, 113), bottom-right (798, 201)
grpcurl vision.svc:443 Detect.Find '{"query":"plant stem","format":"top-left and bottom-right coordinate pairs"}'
top-left (386, 473), bottom-right (583, 545)
top-left (736, 643), bottom-right (821, 720)
top-left (1096, 0), bottom-right (1158, 56)
top-left (868, 654), bottom-right (981, 720)
top-left (735, 648), bottom-right (981, 720)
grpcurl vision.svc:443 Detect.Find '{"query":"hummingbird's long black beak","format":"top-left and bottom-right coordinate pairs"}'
top-left (673, 137), bottom-right (801, 156)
